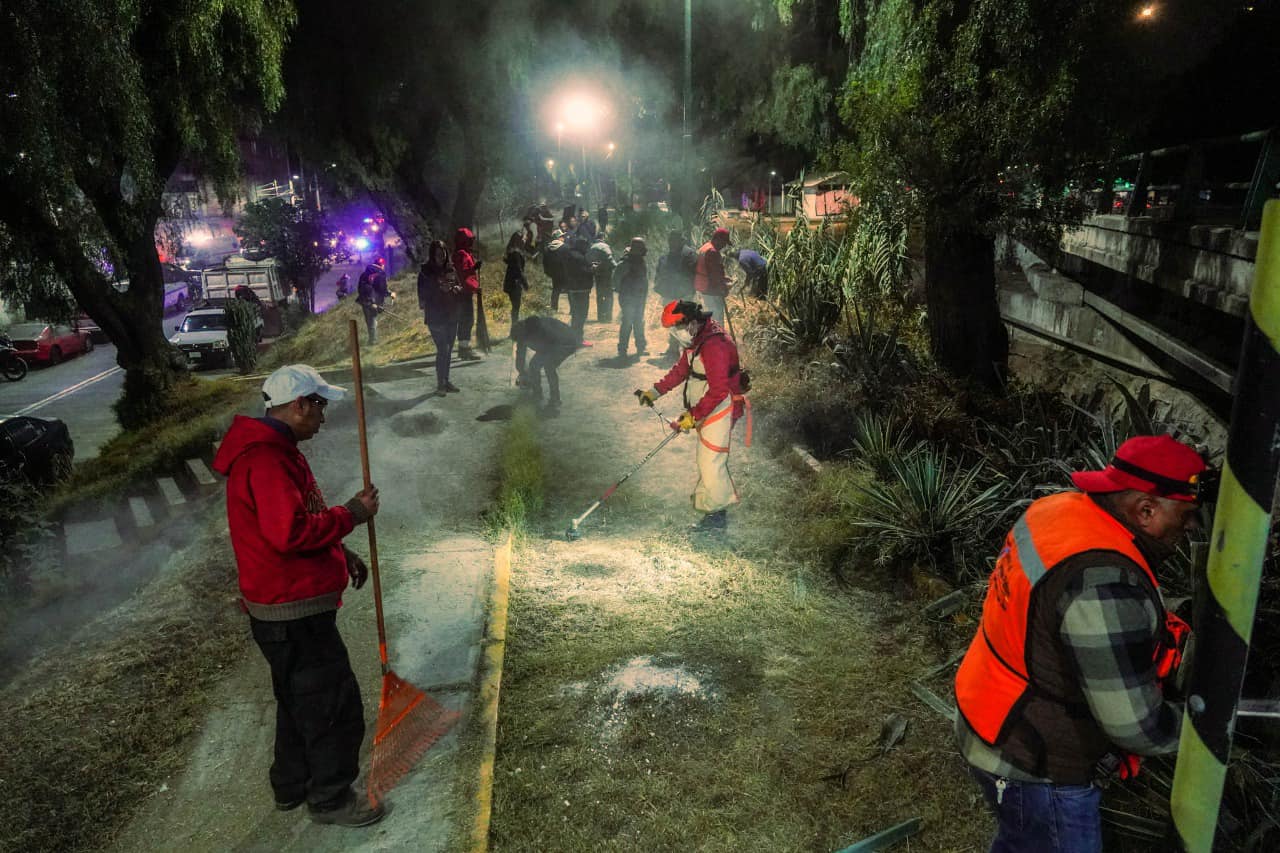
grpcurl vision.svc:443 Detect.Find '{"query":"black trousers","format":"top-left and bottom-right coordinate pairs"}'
top-left (566, 290), bottom-right (591, 340)
top-left (507, 289), bottom-right (522, 328)
top-left (250, 611), bottom-right (365, 808)
top-left (518, 344), bottom-right (576, 405)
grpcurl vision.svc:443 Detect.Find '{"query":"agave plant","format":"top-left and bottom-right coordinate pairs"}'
top-left (842, 444), bottom-right (1011, 585)
top-left (845, 410), bottom-right (912, 478)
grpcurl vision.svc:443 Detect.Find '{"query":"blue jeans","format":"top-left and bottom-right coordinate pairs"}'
top-left (970, 768), bottom-right (1102, 853)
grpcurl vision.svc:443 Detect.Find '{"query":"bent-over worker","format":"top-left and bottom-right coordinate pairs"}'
top-left (637, 300), bottom-right (749, 532)
top-left (512, 315), bottom-right (581, 415)
top-left (955, 434), bottom-right (1211, 852)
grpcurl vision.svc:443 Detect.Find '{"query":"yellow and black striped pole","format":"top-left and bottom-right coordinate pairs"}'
top-left (1170, 199), bottom-right (1280, 850)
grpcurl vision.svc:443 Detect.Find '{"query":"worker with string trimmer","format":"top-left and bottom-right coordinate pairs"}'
top-left (636, 300), bottom-right (751, 533)
top-left (212, 364), bottom-right (385, 828)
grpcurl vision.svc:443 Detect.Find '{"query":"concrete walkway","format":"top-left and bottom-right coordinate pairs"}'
top-left (110, 348), bottom-right (513, 852)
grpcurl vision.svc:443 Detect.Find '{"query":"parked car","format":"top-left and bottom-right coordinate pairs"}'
top-left (169, 306), bottom-right (262, 368)
top-left (74, 310), bottom-right (106, 344)
top-left (0, 415), bottom-right (74, 483)
top-left (5, 322), bottom-right (94, 366)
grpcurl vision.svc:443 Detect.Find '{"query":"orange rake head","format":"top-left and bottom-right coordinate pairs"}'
top-left (367, 669), bottom-right (461, 807)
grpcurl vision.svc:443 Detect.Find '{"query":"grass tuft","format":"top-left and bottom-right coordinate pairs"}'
top-left (486, 405), bottom-right (545, 538)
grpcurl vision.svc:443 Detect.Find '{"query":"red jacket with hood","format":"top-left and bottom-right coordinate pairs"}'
top-left (454, 228), bottom-right (482, 295)
top-left (212, 415), bottom-right (356, 620)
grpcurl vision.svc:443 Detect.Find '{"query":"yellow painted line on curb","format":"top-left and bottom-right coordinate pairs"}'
top-left (470, 530), bottom-right (512, 853)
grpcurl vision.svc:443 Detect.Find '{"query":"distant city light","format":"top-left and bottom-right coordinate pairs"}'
top-left (354, 237), bottom-right (370, 250)
top-left (291, 173), bottom-right (300, 180)
top-left (547, 159), bottom-right (555, 169)
top-left (370, 224), bottom-right (380, 232)
top-left (362, 217), bottom-right (374, 223)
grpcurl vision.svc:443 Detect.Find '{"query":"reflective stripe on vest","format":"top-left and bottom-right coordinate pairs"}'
top-left (954, 491), bottom-right (1156, 747)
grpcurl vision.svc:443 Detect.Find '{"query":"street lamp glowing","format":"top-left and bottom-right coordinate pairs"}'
top-left (561, 93), bottom-right (605, 132)
top-left (1138, 4), bottom-right (1156, 19)
top-left (546, 159), bottom-right (555, 170)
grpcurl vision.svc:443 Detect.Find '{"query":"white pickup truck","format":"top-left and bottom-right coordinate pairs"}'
top-left (169, 307), bottom-right (263, 369)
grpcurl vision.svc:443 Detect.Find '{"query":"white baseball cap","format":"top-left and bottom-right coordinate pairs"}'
top-left (262, 364), bottom-right (347, 408)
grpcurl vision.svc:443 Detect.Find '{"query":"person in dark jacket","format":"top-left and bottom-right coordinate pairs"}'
top-left (355, 259), bottom-right (388, 345)
top-left (560, 235), bottom-right (595, 343)
top-left (543, 229), bottom-right (567, 313)
top-left (419, 240), bottom-right (464, 396)
top-left (614, 237), bottom-right (649, 357)
top-left (512, 315), bottom-right (581, 414)
top-left (502, 231), bottom-right (530, 327)
top-left (453, 227), bottom-right (483, 359)
top-left (654, 231), bottom-right (697, 358)
top-left (210, 364), bottom-right (383, 827)
top-left (587, 235), bottom-right (616, 322)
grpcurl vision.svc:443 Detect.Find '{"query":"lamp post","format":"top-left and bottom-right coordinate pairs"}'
top-left (769, 170), bottom-right (776, 215)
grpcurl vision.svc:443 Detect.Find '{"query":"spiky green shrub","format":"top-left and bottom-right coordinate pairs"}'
top-left (842, 443), bottom-right (1010, 584)
top-left (846, 410), bottom-right (911, 478)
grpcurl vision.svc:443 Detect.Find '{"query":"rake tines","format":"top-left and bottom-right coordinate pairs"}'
top-left (367, 669), bottom-right (461, 807)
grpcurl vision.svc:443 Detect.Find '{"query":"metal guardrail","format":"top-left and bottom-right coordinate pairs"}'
top-left (1083, 128), bottom-right (1278, 231)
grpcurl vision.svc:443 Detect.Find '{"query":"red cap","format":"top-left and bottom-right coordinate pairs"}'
top-left (1071, 435), bottom-right (1207, 502)
top-left (712, 227), bottom-right (730, 241)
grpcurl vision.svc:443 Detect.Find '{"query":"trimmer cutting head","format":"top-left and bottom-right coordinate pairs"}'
top-left (565, 523), bottom-right (582, 541)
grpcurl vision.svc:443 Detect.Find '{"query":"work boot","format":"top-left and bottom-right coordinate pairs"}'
top-left (433, 386), bottom-right (448, 398)
top-left (458, 344), bottom-right (481, 361)
top-left (274, 794), bottom-right (305, 812)
top-left (690, 510), bottom-right (728, 532)
top-left (445, 382), bottom-right (461, 393)
top-left (308, 791), bottom-right (386, 827)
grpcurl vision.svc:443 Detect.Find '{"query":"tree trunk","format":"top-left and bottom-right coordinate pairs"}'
top-left (108, 230), bottom-right (188, 428)
top-left (923, 213), bottom-right (1008, 390)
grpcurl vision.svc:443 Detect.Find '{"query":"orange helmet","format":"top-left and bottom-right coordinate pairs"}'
top-left (661, 300), bottom-right (707, 328)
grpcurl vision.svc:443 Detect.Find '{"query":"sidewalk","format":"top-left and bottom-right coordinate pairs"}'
top-left (109, 348), bottom-right (512, 852)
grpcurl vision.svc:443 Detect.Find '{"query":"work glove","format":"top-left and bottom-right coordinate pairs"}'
top-left (343, 546), bottom-right (369, 590)
top-left (1097, 752), bottom-right (1142, 782)
top-left (671, 411), bottom-right (697, 432)
top-left (635, 388), bottom-right (659, 408)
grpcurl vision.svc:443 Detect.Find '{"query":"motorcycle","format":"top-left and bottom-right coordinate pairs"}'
top-left (0, 336), bottom-right (28, 382)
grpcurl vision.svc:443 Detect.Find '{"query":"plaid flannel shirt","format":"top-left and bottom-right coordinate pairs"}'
top-left (957, 560), bottom-right (1182, 782)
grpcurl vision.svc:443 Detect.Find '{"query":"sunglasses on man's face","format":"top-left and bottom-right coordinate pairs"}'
top-left (303, 394), bottom-right (329, 410)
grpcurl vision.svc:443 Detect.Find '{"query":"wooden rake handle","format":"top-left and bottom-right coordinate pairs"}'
top-left (349, 319), bottom-right (390, 673)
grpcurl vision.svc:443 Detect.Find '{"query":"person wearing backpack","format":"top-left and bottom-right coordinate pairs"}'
top-left (543, 228), bottom-right (567, 313)
top-left (354, 258), bottom-right (388, 345)
top-left (453, 227), bottom-right (483, 360)
top-left (587, 234), bottom-right (616, 322)
top-left (636, 300), bottom-right (751, 534)
top-left (654, 231), bottom-right (697, 358)
top-left (418, 240), bottom-right (464, 396)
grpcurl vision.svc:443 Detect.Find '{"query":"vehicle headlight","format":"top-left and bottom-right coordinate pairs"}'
top-left (212, 339), bottom-right (228, 349)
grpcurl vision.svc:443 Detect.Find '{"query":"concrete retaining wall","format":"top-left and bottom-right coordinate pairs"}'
top-left (1057, 214), bottom-right (1258, 316)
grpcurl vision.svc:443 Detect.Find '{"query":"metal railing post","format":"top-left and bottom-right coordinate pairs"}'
top-left (1170, 199), bottom-right (1280, 850)
top-left (1126, 152), bottom-right (1151, 218)
top-left (1242, 129), bottom-right (1279, 232)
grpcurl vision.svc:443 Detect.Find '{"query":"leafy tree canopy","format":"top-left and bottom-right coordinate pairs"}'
top-left (0, 1), bottom-right (293, 425)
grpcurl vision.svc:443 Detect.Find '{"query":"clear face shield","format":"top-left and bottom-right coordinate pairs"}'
top-left (669, 322), bottom-right (694, 348)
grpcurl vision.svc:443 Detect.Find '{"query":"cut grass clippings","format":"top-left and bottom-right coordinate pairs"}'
top-left (0, 519), bottom-right (246, 853)
top-left (491, 535), bottom-right (993, 852)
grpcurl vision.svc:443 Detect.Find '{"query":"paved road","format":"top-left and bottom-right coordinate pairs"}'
top-left (0, 344), bottom-right (124, 460)
top-left (0, 264), bottom-right (369, 462)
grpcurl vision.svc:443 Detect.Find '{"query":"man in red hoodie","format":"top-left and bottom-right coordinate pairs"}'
top-left (636, 300), bottom-right (749, 532)
top-left (453, 227), bottom-right (484, 360)
top-left (693, 227), bottom-right (732, 323)
top-left (211, 364), bottom-right (384, 827)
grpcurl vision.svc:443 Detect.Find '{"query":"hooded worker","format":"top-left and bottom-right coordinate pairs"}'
top-left (635, 300), bottom-right (750, 532)
top-left (693, 227), bottom-right (732, 322)
top-left (955, 434), bottom-right (1213, 851)
top-left (453, 227), bottom-right (483, 359)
